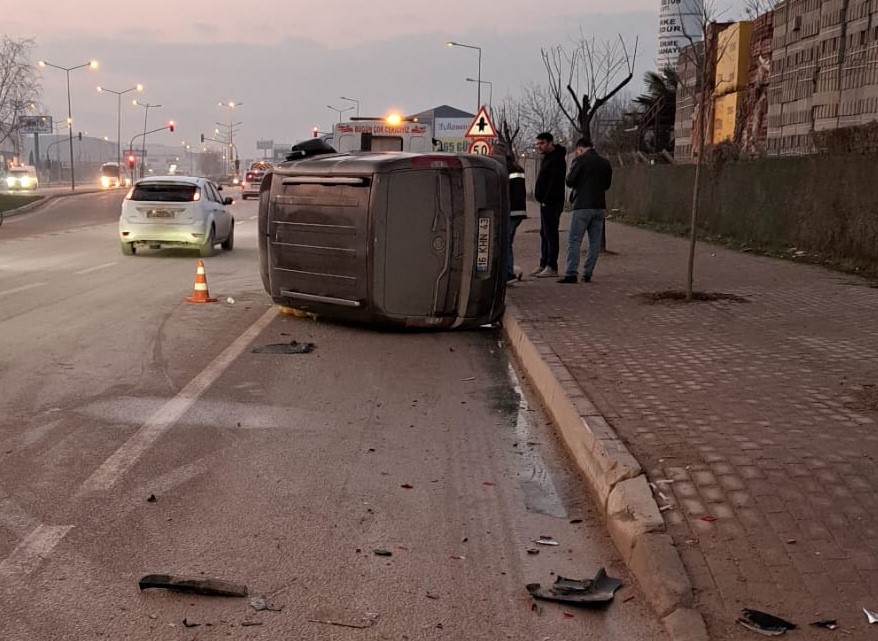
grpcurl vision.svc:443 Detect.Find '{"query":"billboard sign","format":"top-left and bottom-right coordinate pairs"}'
top-left (256, 139), bottom-right (274, 150)
top-left (657, 0), bottom-right (704, 70)
top-left (18, 115), bottom-right (53, 134)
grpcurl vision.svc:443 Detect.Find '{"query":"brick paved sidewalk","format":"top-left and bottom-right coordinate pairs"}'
top-left (507, 206), bottom-right (878, 639)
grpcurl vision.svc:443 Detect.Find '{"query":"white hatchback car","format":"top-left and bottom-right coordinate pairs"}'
top-left (119, 176), bottom-right (234, 257)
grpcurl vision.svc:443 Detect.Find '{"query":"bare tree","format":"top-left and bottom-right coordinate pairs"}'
top-left (541, 32), bottom-right (638, 143)
top-left (0, 36), bottom-right (41, 154)
top-left (677, 0), bottom-right (731, 300)
top-left (493, 94), bottom-right (523, 156)
top-left (517, 81), bottom-right (568, 144)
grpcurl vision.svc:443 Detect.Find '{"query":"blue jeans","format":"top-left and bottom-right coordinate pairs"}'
top-left (565, 209), bottom-right (605, 279)
top-left (507, 216), bottom-right (524, 280)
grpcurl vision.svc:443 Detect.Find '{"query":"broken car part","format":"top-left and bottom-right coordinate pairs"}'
top-left (526, 567), bottom-right (623, 606)
top-left (138, 574), bottom-right (247, 598)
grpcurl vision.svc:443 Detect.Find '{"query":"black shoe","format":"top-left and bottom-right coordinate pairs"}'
top-left (581, 274), bottom-right (592, 283)
top-left (557, 275), bottom-right (578, 284)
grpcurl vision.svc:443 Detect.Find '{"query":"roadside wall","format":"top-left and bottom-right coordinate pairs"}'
top-left (609, 156), bottom-right (878, 268)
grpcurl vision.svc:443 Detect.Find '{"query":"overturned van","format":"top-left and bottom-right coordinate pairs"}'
top-left (258, 152), bottom-right (508, 329)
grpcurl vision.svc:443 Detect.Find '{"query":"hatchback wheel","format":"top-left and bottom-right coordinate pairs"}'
top-left (199, 226), bottom-right (216, 257)
top-left (221, 223), bottom-right (235, 251)
top-left (121, 241), bottom-right (136, 256)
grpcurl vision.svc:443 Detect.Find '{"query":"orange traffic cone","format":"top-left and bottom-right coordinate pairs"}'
top-left (185, 259), bottom-right (218, 303)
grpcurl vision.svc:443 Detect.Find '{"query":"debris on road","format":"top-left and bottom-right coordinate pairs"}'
top-left (569, 518), bottom-right (583, 524)
top-left (373, 549), bottom-right (393, 557)
top-left (450, 555), bottom-right (466, 560)
top-left (700, 515), bottom-right (718, 523)
top-left (138, 574), bottom-right (248, 598)
top-left (526, 568), bottom-right (623, 606)
top-left (400, 483), bottom-right (414, 489)
top-left (249, 596), bottom-right (284, 612)
top-left (809, 619), bottom-right (838, 630)
top-left (182, 618), bottom-right (200, 628)
top-left (241, 621), bottom-right (263, 627)
top-left (535, 537), bottom-right (560, 546)
top-left (736, 608), bottom-right (797, 635)
top-left (309, 608), bottom-right (379, 629)
top-left (146, 494), bottom-right (157, 503)
top-left (252, 340), bottom-right (316, 354)
top-left (864, 607), bottom-right (878, 624)
top-left (460, 377), bottom-right (476, 382)
top-left (526, 548), bottom-right (540, 555)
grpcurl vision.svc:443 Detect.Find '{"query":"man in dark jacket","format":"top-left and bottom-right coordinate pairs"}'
top-left (558, 137), bottom-right (613, 284)
top-left (506, 154), bottom-right (527, 282)
top-left (532, 132), bottom-right (567, 278)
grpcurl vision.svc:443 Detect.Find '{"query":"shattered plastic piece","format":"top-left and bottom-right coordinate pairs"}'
top-left (138, 574), bottom-right (247, 597)
top-left (526, 568), bottom-right (623, 606)
top-left (536, 538), bottom-right (560, 546)
top-left (864, 607), bottom-right (878, 624)
top-left (373, 549), bottom-right (393, 557)
top-left (249, 596), bottom-right (283, 612)
top-left (700, 515), bottom-right (718, 523)
top-left (526, 548), bottom-right (540, 555)
top-left (182, 619), bottom-right (200, 628)
top-left (810, 619), bottom-right (838, 630)
top-left (736, 609), bottom-right (797, 636)
top-left (146, 494), bottom-right (157, 503)
top-left (563, 612), bottom-right (575, 619)
top-left (450, 555), bottom-right (466, 560)
top-left (241, 621), bottom-right (263, 627)
top-left (426, 593), bottom-right (440, 600)
top-left (226, 297), bottom-right (235, 304)
top-left (309, 609), bottom-right (379, 629)
top-left (401, 484), bottom-right (414, 489)
top-left (251, 341), bottom-right (316, 354)
top-left (460, 377), bottom-right (476, 382)
top-left (569, 518), bottom-right (583, 524)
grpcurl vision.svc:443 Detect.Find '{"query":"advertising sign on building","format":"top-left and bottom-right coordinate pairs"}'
top-left (17, 115), bottom-right (53, 134)
top-left (433, 117), bottom-right (472, 153)
top-left (256, 139), bottom-right (274, 150)
top-left (657, 0), bottom-right (704, 70)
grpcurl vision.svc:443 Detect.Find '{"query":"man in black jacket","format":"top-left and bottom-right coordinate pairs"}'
top-left (558, 137), bottom-right (613, 284)
top-left (532, 132), bottom-right (567, 278)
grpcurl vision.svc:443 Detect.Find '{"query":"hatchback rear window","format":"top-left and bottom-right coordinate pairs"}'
top-left (132, 183), bottom-right (198, 202)
top-left (246, 172), bottom-right (264, 182)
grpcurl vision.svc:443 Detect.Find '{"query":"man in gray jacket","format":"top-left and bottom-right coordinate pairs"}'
top-left (558, 137), bottom-right (613, 284)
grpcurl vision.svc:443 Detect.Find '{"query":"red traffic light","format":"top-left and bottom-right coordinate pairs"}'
top-left (127, 154), bottom-right (136, 169)
top-left (168, 120), bottom-right (175, 133)
top-left (312, 126), bottom-right (319, 138)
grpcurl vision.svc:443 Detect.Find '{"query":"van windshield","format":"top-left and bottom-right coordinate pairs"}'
top-left (101, 165), bottom-right (121, 178)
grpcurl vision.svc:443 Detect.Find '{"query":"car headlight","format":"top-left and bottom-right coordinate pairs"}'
top-left (20, 177), bottom-right (32, 187)
top-left (6, 177), bottom-right (16, 187)
top-left (101, 176), bottom-right (111, 188)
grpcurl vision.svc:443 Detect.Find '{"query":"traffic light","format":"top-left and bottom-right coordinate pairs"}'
top-left (312, 127), bottom-right (318, 138)
top-left (127, 154), bottom-right (136, 169)
top-left (200, 133), bottom-right (205, 143)
top-left (168, 121), bottom-right (175, 133)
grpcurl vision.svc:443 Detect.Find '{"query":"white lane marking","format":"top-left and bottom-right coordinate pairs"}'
top-left (0, 282), bottom-right (46, 298)
top-left (77, 306), bottom-right (277, 494)
top-left (0, 524), bottom-right (73, 580)
top-left (75, 261), bottom-right (117, 275)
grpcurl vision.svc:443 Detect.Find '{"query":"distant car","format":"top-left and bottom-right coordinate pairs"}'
top-left (119, 176), bottom-right (235, 257)
top-left (241, 170), bottom-right (265, 200)
top-left (6, 166), bottom-right (39, 191)
top-left (99, 162), bottom-right (127, 189)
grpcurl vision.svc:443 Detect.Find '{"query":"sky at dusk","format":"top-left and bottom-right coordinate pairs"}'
top-left (5, 0), bottom-right (750, 158)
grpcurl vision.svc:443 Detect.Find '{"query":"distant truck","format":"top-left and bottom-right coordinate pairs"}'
top-left (99, 162), bottom-right (128, 189)
top-left (330, 116), bottom-right (433, 153)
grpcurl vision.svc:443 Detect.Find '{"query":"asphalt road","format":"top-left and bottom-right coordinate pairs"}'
top-left (0, 191), bottom-right (666, 640)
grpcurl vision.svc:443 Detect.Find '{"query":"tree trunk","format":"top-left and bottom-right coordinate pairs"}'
top-left (686, 101), bottom-right (706, 301)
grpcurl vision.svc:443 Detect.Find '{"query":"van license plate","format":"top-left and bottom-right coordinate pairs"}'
top-left (476, 217), bottom-right (491, 273)
top-left (146, 210), bottom-right (174, 219)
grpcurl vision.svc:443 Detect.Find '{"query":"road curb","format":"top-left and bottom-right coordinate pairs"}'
top-left (502, 305), bottom-right (709, 641)
top-left (1, 189), bottom-right (104, 219)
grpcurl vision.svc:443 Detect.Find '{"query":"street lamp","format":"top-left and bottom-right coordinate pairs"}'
top-left (37, 58), bottom-right (98, 190)
top-left (447, 41), bottom-right (482, 111)
top-left (133, 100), bottom-right (161, 178)
top-left (340, 96), bottom-right (360, 118)
top-left (97, 83), bottom-right (143, 171)
top-left (466, 78), bottom-right (493, 113)
top-left (218, 101), bottom-right (243, 174)
top-left (327, 104), bottom-right (354, 122)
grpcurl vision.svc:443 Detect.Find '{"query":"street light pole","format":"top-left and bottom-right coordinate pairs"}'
top-left (134, 100), bottom-right (161, 178)
top-left (97, 84), bottom-right (143, 170)
top-left (218, 101), bottom-right (243, 175)
top-left (38, 59), bottom-right (98, 190)
top-left (327, 105), bottom-right (354, 122)
top-left (466, 78), bottom-right (493, 112)
top-left (447, 41), bottom-right (482, 111)
top-left (340, 96), bottom-right (360, 118)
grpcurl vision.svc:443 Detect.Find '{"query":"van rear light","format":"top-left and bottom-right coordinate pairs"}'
top-left (411, 155), bottom-right (462, 169)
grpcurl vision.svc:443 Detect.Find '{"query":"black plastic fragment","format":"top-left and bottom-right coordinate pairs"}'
top-left (252, 341), bottom-right (316, 354)
top-left (526, 567), bottom-right (622, 606)
top-left (138, 574), bottom-right (248, 597)
top-left (736, 609), bottom-right (797, 636)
